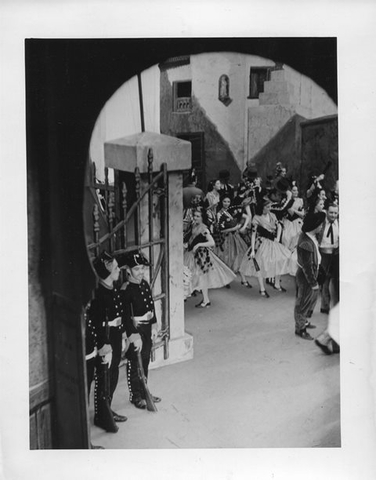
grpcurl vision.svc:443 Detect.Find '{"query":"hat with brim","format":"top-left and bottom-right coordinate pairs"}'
top-left (93, 251), bottom-right (114, 279)
top-left (117, 251), bottom-right (150, 269)
top-left (247, 162), bottom-right (258, 179)
top-left (218, 169), bottom-right (230, 180)
top-left (274, 177), bottom-right (291, 193)
top-left (302, 212), bottom-right (326, 233)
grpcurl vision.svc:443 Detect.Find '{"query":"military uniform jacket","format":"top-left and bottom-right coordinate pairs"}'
top-left (85, 304), bottom-right (97, 357)
top-left (121, 279), bottom-right (157, 333)
top-left (88, 282), bottom-right (136, 351)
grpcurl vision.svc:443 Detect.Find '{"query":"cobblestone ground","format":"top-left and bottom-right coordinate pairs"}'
top-left (91, 274), bottom-right (340, 449)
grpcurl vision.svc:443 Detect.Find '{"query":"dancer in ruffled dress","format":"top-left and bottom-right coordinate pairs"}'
top-left (204, 179), bottom-right (222, 231)
top-left (282, 182), bottom-right (305, 251)
top-left (214, 195), bottom-right (250, 286)
top-left (239, 197), bottom-right (292, 297)
top-left (184, 208), bottom-right (236, 307)
top-left (183, 194), bottom-right (203, 242)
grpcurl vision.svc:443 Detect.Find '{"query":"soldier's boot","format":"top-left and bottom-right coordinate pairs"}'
top-left (126, 360), bottom-right (146, 409)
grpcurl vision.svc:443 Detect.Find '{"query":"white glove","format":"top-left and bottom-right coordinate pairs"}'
top-left (152, 326), bottom-right (158, 343)
top-left (133, 337), bottom-right (143, 352)
top-left (101, 352), bottom-right (112, 368)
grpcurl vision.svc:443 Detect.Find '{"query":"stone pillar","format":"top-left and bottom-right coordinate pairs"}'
top-left (150, 171), bottom-right (193, 368)
top-left (104, 132), bottom-right (194, 369)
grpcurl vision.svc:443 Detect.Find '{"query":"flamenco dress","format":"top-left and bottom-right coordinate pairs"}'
top-left (184, 227), bottom-right (236, 294)
top-left (214, 210), bottom-right (248, 273)
top-left (239, 213), bottom-right (292, 278)
top-left (281, 198), bottom-right (304, 251)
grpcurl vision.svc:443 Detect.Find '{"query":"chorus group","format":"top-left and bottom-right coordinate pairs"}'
top-left (182, 162), bottom-right (340, 348)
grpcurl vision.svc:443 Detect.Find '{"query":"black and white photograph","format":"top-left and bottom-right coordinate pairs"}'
top-left (1, 2), bottom-right (376, 480)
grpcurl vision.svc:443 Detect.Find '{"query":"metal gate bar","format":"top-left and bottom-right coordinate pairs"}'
top-left (87, 151), bottom-right (170, 362)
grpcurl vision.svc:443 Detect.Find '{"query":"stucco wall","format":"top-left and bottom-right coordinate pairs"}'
top-left (160, 65), bottom-right (241, 189)
top-left (165, 53), bottom-right (273, 172)
top-left (190, 53), bottom-right (247, 169)
top-left (162, 53), bottom-right (337, 177)
top-left (283, 65), bottom-right (337, 118)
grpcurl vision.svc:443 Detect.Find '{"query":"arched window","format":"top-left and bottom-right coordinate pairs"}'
top-left (218, 74), bottom-right (231, 105)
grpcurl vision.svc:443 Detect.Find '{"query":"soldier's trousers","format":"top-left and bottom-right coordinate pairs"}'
top-left (93, 357), bottom-right (118, 432)
top-left (108, 329), bottom-right (122, 405)
top-left (125, 326), bottom-right (152, 402)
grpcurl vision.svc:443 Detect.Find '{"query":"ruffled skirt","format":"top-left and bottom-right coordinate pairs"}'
top-left (239, 237), bottom-right (292, 278)
top-left (214, 231), bottom-right (248, 273)
top-left (184, 247), bottom-right (236, 293)
top-left (281, 218), bottom-right (303, 251)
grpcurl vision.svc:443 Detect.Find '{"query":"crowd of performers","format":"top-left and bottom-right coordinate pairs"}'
top-left (182, 163), bottom-right (339, 349)
top-left (83, 162), bottom-right (339, 448)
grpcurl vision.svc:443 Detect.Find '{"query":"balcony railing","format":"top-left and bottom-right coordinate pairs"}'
top-left (174, 97), bottom-right (191, 113)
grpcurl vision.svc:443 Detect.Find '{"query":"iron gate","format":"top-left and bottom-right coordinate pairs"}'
top-left (87, 148), bottom-right (170, 361)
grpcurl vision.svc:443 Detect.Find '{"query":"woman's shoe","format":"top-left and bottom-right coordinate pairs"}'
top-left (241, 281), bottom-right (253, 288)
top-left (195, 301), bottom-right (211, 308)
top-left (150, 395), bottom-right (162, 403)
top-left (259, 290), bottom-right (270, 298)
top-left (272, 285), bottom-right (286, 292)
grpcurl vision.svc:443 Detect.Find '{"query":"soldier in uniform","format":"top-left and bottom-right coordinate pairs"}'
top-left (118, 251), bottom-right (162, 410)
top-left (85, 301), bottom-right (114, 442)
top-left (89, 251), bottom-right (142, 430)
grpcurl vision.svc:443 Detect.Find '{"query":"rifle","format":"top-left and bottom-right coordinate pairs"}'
top-left (136, 351), bottom-right (158, 412)
top-left (131, 303), bottom-right (158, 412)
top-left (103, 309), bottom-right (111, 402)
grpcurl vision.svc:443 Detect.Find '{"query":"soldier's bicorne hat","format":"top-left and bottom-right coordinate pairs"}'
top-left (92, 251), bottom-right (114, 279)
top-left (117, 251), bottom-right (150, 269)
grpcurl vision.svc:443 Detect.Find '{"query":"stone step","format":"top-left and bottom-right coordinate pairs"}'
top-left (259, 91), bottom-right (291, 105)
top-left (263, 80), bottom-right (294, 96)
top-left (270, 69), bottom-right (286, 82)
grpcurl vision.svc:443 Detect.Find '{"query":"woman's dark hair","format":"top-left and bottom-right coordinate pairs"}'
top-left (255, 197), bottom-right (272, 216)
top-left (217, 195), bottom-right (232, 211)
top-left (206, 179), bottom-right (220, 193)
top-left (307, 193), bottom-right (324, 213)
